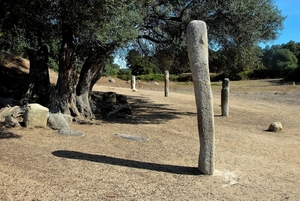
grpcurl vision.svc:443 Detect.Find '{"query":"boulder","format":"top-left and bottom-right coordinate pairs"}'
top-left (24, 103), bottom-right (49, 128)
top-left (4, 116), bottom-right (20, 128)
top-left (268, 122), bottom-right (283, 132)
top-left (47, 113), bottom-right (69, 130)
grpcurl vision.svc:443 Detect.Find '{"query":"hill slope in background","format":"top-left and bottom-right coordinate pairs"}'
top-left (0, 52), bottom-right (29, 99)
top-left (0, 52), bottom-right (60, 99)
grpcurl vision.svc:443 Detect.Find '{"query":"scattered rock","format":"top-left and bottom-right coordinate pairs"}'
top-left (268, 122), bottom-right (283, 132)
top-left (108, 78), bottom-right (115, 83)
top-left (4, 116), bottom-right (20, 128)
top-left (0, 106), bottom-right (26, 121)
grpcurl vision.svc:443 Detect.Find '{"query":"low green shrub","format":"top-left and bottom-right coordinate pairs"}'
top-left (117, 74), bottom-right (131, 81)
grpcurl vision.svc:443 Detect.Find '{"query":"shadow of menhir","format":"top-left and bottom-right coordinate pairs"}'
top-left (52, 150), bottom-right (201, 175)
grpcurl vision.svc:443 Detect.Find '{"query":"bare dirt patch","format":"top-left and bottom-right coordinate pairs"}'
top-left (1, 77), bottom-right (300, 200)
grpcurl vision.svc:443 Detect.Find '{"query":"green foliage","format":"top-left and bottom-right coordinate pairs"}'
top-left (150, 48), bottom-right (190, 74)
top-left (117, 69), bottom-right (132, 80)
top-left (270, 49), bottom-right (298, 70)
top-left (104, 56), bottom-right (120, 76)
top-left (263, 46), bottom-right (298, 71)
top-left (177, 73), bottom-right (193, 82)
top-left (48, 57), bottom-right (59, 72)
top-left (126, 50), bottom-right (161, 75)
top-left (136, 74), bottom-right (177, 82)
top-left (281, 41), bottom-right (300, 63)
top-left (135, 0), bottom-right (285, 77)
top-left (0, 0), bottom-right (286, 82)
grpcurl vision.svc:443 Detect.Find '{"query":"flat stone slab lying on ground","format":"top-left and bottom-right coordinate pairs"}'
top-left (58, 126), bottom-right (85, 137)
top-left (116, 133), bottom-right (148, 141)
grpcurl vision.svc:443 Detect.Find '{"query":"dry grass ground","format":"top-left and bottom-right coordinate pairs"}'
top-left (0, 55), bottom-right (300, 200)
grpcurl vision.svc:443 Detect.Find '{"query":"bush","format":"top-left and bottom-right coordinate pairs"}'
top-left (136, 74), bottom-right (179, 82)
top-left (117, 74), bottom-right (131, 81)
top-left (247, 69), bottom-right (293, 79)
top-left (117, 73), bottom-right (179, 82)
top-left (117, 69), bottom-right (132, 80)
top-left (136, 74), bottom-right (164, 82)
top-left (210, 73), bottom-right (225, 82)
top-left (106, 68), bottom-right (119, 76)
top-left (177, 73), bottom-right (192, 82)
top-left (285, 67), bottom-right (300, 82)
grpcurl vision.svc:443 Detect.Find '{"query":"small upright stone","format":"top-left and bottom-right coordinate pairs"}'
top-left (221, 78), bottom-right (230, 116)
top-left (164, 70), bottom-right (169, 97)
top-left (24, 103), bottom-right (49, 128)
top-left (131, 76), bottom-right (137, 92)
top-left (268, 122), bottom-right (283, 132)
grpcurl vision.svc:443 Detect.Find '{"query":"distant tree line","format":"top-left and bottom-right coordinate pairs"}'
top-left (110, 40), bottom-right (299, 81)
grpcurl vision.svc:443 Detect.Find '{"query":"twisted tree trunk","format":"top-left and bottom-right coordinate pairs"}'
top-left (23, 45), bottom-right (50, 106)
top-left (76, 58), bottom-right (105, 119)
top-left (23, 23), bottom-right (112, 120)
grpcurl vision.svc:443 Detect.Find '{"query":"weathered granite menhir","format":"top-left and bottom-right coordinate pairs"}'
top-left (187, 20), bottom-right (215, 175)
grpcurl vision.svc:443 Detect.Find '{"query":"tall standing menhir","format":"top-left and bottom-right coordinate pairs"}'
top-left (187, 20), bottom-right (215, 175)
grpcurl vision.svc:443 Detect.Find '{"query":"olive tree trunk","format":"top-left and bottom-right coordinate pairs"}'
top-left (76, 57), bottom-right (105, 119)
top-left (24, 23), bottom-right (106, 120)
top-left (23, 45), bottom-right (50, 106)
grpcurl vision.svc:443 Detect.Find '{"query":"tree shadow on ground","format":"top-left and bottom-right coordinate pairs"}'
top-left (97, 93), bottom-right (197, 125)
top-left (52, 150), bottom-right (201, 175)
top-left (0, 130), bottom-right (21, 139)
